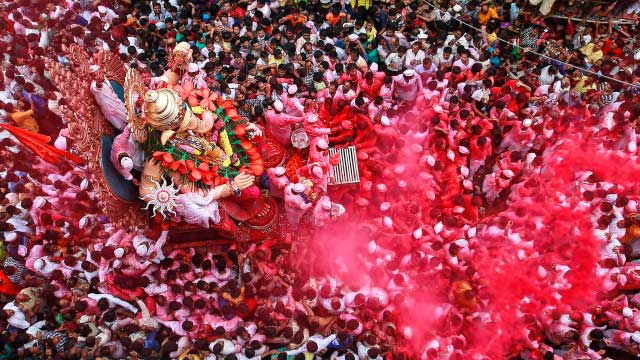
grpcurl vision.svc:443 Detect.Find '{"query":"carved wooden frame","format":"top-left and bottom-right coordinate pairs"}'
top-left (44, 45), bottom-right (148, 230)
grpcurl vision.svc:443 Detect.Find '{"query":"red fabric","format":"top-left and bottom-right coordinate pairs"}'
top-left (105, 274), bottom-right (145, 302)
top-left (0, 124), bottom-right (83, 164)
top-left (284, 152), bottom-right (304, 183)
top-left (0, 270), bottom-right (22, 296)
top-left (236, 297), bottom-right (257, 319)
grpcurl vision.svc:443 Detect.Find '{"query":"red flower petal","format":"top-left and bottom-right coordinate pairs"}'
top-left (189, 169), bottom-right (202, 181)
top-left (177, 162), bottom-right (188, 175)
top-left (198, 162), bottom-right (210, 172)
top-left (170, 161), bottom-right (181, 171)
top-left (202, 174), bottom-right (214, 185)
top-left (234, 125), bottom-right (246, 137)
top-left (162, 153), bottom-right (174, 164)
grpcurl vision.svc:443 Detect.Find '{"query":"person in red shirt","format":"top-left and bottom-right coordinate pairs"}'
top-left (358, 71), bottom-right (384, 99)
top-left (278, 8), bottom-right (307, 29)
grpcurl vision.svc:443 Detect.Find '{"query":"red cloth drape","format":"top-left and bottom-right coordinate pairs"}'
top-left (0, 124), bottom-right (83, 165)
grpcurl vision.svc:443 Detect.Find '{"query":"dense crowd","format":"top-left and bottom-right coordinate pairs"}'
top-left (1, 0), bottom-right (640, 359)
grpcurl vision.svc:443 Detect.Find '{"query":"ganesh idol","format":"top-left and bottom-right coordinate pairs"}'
top-left (119, 43), bottom-right (266, 230)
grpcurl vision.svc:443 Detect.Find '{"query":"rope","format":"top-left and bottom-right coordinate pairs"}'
top-left (421, 1), bottom-right (640, 89)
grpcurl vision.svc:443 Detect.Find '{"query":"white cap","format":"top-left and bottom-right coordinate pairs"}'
top-left (287, 84), bottom-right (298, 95)
top-left (321, 201), bottom-right (332, 210)
top-left (292, 183), bottom-right (306, 193)
top-left (471, 89), bottom-right (484, 101)
top-left (463, 179), bottom-right (473, 190)
top-left (273, 100), bottom-right (284, 112)
top-left (383, 216), bottom-right (393, 228)
top-left (525, 152), bottom-right (537, 165)
top-left (458, 146), bottom-right (469, 155)
top-left (114, 247), bottom-right (125, 258)
top-left (376, 183), bottom-right (387, 193)
top-left (434, 222), bottom-right (443, 234)
top-left (403, 69), bottom-right (415, 77)
top-left (426, 155), bottom-right (436, 166)
top-left (274, 166), bottom-right (286, 176)
top-left (317, 139), bottom-right (328, 149)
top-left (80, 179), bottom-right (89, 190)
top-left (136, 243), bottom-right (148, 257)
top-left (368, 240), bottom-right (377, 254)
top-left (306, 114), bottom-right (318, 123)
top-left (33, 196), bottom-right (47, 209)
top-left (89, 65), bottom-right (100, 73)
top-left (380, 115), bottom-right (390, 126)
top-left (380, 202), bottom-right (391, 211)
top-left (417, 33), bottom-right (429, 40)
top-left (34, 258), bottom-right (44, 270)
top-left (447, 149), bottom-right (455, 161)
top-left (312, 166), bottom-right (323, 178)
top-left (98, 6), bottom-right (107, 14)
top-left (460, 166), bottom-right (469, 177)
top-left (502, 169), bottom-right (515, 178)
top-left (79, 216), bottom-right (91, 229)
top-left (347, 34), bottom-right (359, 42)
top-left (393, 165), bottom-right (406, 175)
top-left (433, 105), bottom-right (443, 114)
top-left (370, 62), bottom-right (378, 72)
top-left (413, 228), bottom-right (423, 240)
top-left (5, 232), bottom-right (17, 242)
top-left (187, 63), bottom-right (199, 73)
top-left (522, 118), bottom-right (533, 128)
top-left (453, 4), bottom-right (462, 12)
top-left (467, 227), bottom-right (477, 238)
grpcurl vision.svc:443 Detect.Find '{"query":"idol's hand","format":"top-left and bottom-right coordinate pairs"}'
top-left (233, 172), bottom-right (255, 190)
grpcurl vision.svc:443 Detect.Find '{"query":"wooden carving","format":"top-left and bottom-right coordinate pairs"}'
top-left (44, 47), bottom-right (148, 230)
top-left (94, 49), bottom-right (126, 86)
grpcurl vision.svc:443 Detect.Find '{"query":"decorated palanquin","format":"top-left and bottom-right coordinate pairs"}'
top-left (44, 43), bottom-right (277, 246)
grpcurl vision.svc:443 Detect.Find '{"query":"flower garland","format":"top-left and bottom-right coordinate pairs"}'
top-left (143, 80), bottom-right (264, 189)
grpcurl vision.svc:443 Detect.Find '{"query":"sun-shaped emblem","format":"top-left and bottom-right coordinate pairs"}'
top-left (140, 177), bottom-right (180, 219)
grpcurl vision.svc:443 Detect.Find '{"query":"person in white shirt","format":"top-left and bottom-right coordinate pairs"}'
top-left (404, 41), bottom-right (426, 70)
top-left (92, 6), bottom-right (117, 23)
top-left (248, 0), bottom-right (271, 18)
top-left (415, 57), bottom-right (437, 82)
top-left (148, 2), bottom-right (167, 23)
top-left (452, 50), bottom-right (475, 72)
top-left (295, 30), bottom-right (318, 54)
top-left (435, 46), bottom-right (454, 68)
top-left (538, 65), bottom-right (563, 86)
top-left (385, 46), bottom-right (407, 74)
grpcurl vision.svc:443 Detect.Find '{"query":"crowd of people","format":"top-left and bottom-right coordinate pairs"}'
top-left (1, 0), bottom-right (640, 359)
